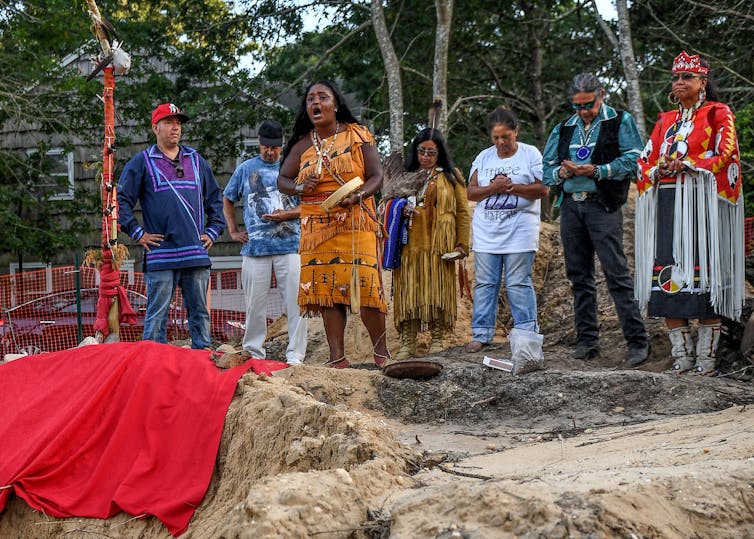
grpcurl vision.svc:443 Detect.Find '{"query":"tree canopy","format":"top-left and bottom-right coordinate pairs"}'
top-left (243, 0), bottom-right (754, 207)
top-left (0, 0), bottom-right (276, 265)
top-left (2, 0), bottom-right (754, 265)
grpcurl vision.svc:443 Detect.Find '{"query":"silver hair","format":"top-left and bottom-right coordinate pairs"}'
top-left (569, 73), bottom-right (603, 97)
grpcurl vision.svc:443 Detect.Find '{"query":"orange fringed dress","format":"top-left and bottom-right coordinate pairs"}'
top-left (296, 123), bottom-right (387, 315)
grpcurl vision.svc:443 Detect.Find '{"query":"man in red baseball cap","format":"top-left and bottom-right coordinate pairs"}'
top-left (151, 102), bottom-right (190, 125)
top-left (117, 103), bottom-right (225, 349)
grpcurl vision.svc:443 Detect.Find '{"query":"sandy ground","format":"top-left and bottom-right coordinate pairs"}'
top-left (3, 191), bottom-right (754, 538)
top-left (4, 364), bottom-right (753, 538)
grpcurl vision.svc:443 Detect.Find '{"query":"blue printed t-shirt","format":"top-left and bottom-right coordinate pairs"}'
top-left (223, 156), bottom-right (300, 257)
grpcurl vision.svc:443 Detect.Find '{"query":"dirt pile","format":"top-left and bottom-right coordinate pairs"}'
top-left (0, 369), bottom-right (418, 538)
top-left (6, 362), bottom-right (754, 538)
top-left (187, 371), bottom-right (417, 538)
top-left (4, 191), bottom-right (754, 538)
top-left (377, 364), bottom-right (754, 427)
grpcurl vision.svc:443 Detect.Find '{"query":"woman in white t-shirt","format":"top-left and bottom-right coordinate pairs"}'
top-left (466, 107), bottom-right (549, 355)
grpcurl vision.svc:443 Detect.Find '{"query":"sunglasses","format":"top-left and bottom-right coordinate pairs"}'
top-left (670, 73), bottom-right (703, 82)
top-left (417, 147), bottom-right (438, 156)
top-left (170, 157), bottom-right (184, 178)
top-left (572, 100), bottom-right (597, 111)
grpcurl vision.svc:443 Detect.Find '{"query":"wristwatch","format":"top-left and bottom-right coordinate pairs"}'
top-left (590, 165), bottom-right (600, 180)
top-left (294, 183), bottom-right (305, 194)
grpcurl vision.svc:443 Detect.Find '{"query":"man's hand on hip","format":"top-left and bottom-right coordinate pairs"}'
top-left (201, 234), bottom-right (214, 250)
top-left (138, 232), bottom-right (164, 252)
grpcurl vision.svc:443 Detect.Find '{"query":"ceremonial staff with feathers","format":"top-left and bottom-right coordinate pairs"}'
top-left (82, 0), bottom-right (136, 344)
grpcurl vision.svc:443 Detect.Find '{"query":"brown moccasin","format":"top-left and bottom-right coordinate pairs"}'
top-left (465, 341), bottom-right (486, 353)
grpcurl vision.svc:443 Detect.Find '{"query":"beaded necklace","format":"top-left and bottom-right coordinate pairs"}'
top-left (311, 122), bottom-right (340, 175)
top-left (416, 167), bottom-right (442, 206)
top-left (678, 94), bottom-right (704, 122)
top-left (666, 99), bottom-right (705, 160)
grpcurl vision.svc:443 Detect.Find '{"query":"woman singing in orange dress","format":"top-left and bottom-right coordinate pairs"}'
top-left (277, 79), bottom-right (389, 368)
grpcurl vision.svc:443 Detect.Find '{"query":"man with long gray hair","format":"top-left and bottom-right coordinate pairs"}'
top-left (542, 73), bottom-right (648, 367)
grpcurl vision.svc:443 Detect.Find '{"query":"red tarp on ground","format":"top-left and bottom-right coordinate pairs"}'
top-left (0, 341), bottom-right (287, 536)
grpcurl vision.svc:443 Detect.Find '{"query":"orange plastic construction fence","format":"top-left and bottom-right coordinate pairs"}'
top-left (0, 266), bottom-right (284, 355)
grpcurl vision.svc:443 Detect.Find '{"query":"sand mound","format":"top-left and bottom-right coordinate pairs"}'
top-left (5, 361), bottom-right (754, 538)
top-left (187, 371), bottom-right (417, 538)
top-left (5, 190), bottom-right (754, 537)
top-left (0, 369), bottom-right (417, 538)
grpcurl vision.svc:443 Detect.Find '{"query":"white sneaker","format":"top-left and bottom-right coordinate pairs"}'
top-left (286, 358), bottom-right (303, 366)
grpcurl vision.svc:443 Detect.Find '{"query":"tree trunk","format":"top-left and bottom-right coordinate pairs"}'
top-left (593, 0), bottom-right (646, 140)
top-left (371, 0), bottom-right (404, 153)
top-left (525, 3), bottom-right (551, 220)
top-left (432, 0), bottom-right (453, 133)
top-left (615, 0), bottom-right (646, 140)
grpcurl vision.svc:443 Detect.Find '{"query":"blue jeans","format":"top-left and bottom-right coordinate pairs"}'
top-left (143, 267), bottom-right (211, 349)
top-left (559, 197), bottom-right (647, 349)
top-left (471, 251), bottom-right (538, 343)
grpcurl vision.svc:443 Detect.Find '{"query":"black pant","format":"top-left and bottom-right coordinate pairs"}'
top-left (560, 197), bottom-right (647, 349)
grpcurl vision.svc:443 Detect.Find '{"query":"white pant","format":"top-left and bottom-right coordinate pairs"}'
top-left (241, 254), bottom-right (307, 363)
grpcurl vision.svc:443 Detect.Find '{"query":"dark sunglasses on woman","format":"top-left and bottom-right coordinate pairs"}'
top-left (670, 73), bottom-right (703, 82)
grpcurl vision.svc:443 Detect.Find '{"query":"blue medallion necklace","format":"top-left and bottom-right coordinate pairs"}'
top-left (576, 121), bottom-right (598, 160)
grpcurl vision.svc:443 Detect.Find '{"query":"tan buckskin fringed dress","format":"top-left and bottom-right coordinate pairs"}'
top-left (296, 123), bottom-right (387, 315)
top-left (392, 168), bottom-right (470, 329)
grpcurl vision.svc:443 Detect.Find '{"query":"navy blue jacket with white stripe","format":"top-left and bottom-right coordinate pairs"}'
top-left (117, 145), bottom-right (226, 272)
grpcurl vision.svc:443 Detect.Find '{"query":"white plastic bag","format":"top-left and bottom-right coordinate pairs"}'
top-left (508, 328), bottom-right (544, 374)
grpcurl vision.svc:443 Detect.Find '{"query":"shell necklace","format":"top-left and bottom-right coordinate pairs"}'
top-left (311, 122), bottom-right (339, 175)
top-left (678, 98), bottom-right (703, 122)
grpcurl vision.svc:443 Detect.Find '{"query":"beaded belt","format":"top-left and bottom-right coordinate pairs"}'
top-left (300, 192), bottom-right (334, 204)
top-left (657, 177), bottom-right (687, 187)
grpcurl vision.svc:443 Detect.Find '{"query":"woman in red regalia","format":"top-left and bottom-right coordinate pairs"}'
top-left (636, 51), bottom-right (744, 375)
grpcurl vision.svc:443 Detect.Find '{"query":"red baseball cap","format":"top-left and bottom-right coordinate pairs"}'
top-left (151, 103), bottom-right (190, 125)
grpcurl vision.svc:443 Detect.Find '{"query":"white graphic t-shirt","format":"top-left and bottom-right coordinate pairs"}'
top-left (469, 142), bottom-right (543, 254)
